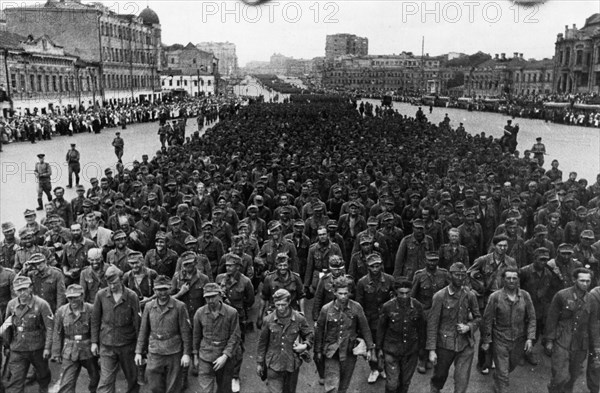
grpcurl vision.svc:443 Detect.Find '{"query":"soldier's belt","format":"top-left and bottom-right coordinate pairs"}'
top-left (66, 334), bottom-right (91, 341)
top-left (151, 333), bottom-right (181, 341)
top-left (16, 326), bottom-right (41, 333)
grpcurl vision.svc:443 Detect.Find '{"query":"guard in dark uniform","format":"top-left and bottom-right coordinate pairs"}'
top-left (65, 143), bottom-right (81, 189)
top-left (34, 154), bottom-right (52, 211)
top-left (111, 132), bottom-right (124, 163)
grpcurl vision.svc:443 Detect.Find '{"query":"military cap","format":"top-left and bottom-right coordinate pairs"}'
top-left (581, 230), bottom-right (595, 240)
top-left (203, 283), bottom-right (222, 297)
top-left (505, 217), bottom-right (519, 226)
top-left (268, 221), bottom-right (282, 232)
top-left (238, 222), bottom-right (249, 230)
top-left (155, 231), bottom-right (167, 241)
top-left (82, 199), bottom-right (93, 208)
top-left (23, 209), bottom-right (36, 217)
top-left (558, 243), bottom-right (574, 253)
top-left (180, 252), bottom-right (197, 265)
top-left (441, 191), bottom-right (451, 200)
top-left (140, 206), bottom-right (150, 214)
top-left (184, 235), bottom-right (197, 245)
top-left (348, 188), bottom-right (358, 196)
top-left (166, 179), bottom-right (177, 186)
top-left (275, 253), bottom-right (289, 263)
top-left (548, 212), bottom-right (560, 219)
top-left (183, 194), bottom-right (193, 203)
top-left (548, 194), bottom-right (558, 202)
top-left (114, 199), bottom-right (126, 207)
top-left (312, 203), bottom-right (324, 212)
top-left (329, 255), bottom-right (344, 268)
top-left (280, 206), bottom-right (292, 214)
top-left (358, 185), bottom-right (368, 193)
top-left (577, 206), bottom-right (588, 214)
top-left (66, 284), bottom-right (84, 298)
top-left (465, 189), bottom-right (475, 195)
top-left (27, 253), bottom-right (46, 264)
top-left (463, 208), bottom-right (476, 216)
top-left (147, 192), bottom-right (157, 201)
top-left (87, 248), bottom-right (102, 259)
top-left (177, 204), bottom-right (189, 213)
top-left (410, 192), bottom-right (421, 199)
top-left (13, 276), bottom-right (32, 291)
top-left (247, 205), bottom-right (259, 212)
top-left (19, 228), bottom-right (34, 238)
top-left (105, 168), bottom-right (113, 174)
top-left (1, 222), bottom-right (15, 232)
top-left (153, 276), bottom-right (171, 290)
top-left (212, 207), bottom-right (224, 216)
top-left (254, 195), bottom-right (264, 204)
top-left (534, 247), bottom-right (550, 259)
top-left (425, 251), bottom-right (440, 261)
top-left (326, 220), bottom-right (338, 228)
top-left (348, 200), bottom-right (359, 208)
top-left (382, 212), bottom-right (394, 222)
top-left (449, 262), bottom-right (467, 272)
top-left (168, 216), bottom-right (182, 226)
top-left (455, 201), bottom-right (465, 208)
top-left (127, 251), bottom-right (144, 263)
top-left (105, 265), bottom-right (123, 282)
top-left (232, 235), bottom-right (244, 246)
top-left (533, 224), bottom-right (548, 235)
top-left (132, 181), bottom-right (142, 187)
top-left (367, 216), bottom-right (379, 226)
top-left (37, 153), bottom-right (45, 158)
top-left (201, 221), bottom-right (213, 230)
top-left (510, 195), bottom-right (521, 203)
top-left (563, 194), bottom-right (574, 203)
top-left (272, 288), bottom-right (291, 302)
top-left (76, 185), bottom-right (85, 191)
top-left (90, 177), bottom-right (99, 184)
top-left (332, 186), bottom-right (342, 193)
top-left (412, 218), bottom-right (425, 229)
top-left (112, 230), bottom-right (127, 240)
top-left (293, 219), bottom-right (305, 228)
top-left (359, 234), bottom-right (373, 245)
top-left (366, 253), bottom-right (383, 266)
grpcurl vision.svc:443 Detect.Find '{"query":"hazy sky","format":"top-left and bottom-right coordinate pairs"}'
top-left (18, 0), bottom-right (600, 65)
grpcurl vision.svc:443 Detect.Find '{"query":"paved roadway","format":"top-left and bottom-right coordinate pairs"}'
top-left (0, 104), bottom-right (595, 392)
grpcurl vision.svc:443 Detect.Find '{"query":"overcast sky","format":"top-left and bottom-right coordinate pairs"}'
top-left (19, 0), bottom-right (600, 65)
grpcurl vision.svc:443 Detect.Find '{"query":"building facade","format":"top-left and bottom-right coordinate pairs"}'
top-left (196, 42), bottom-right (238, 76)
top-left (162, 43), bottom-right (218, 96)
top-left (554, 15), bottom-right (600, 94)
top-left (4, 0), bottom-right (162, 107)
top-left (325, 34), bottom-right (368, 59)
top-left (0, 32), bottom-right (100, 115)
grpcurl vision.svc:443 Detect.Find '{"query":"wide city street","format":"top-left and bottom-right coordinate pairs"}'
top-left (0, 105), bottom-right (596, 392)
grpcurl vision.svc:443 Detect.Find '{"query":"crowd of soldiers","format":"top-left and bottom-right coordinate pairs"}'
top-left (2, 97), bottom-right (600, 393)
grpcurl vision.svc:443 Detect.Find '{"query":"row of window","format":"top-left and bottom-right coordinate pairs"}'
top-left (558, 47), bottom-right (600, 67)
top-left (103, 74), bottom-right (158, 90)
top-left (100, 21), bottom-right (154, 45)
top-left (102, 47), bottom-right (155, 64)
top-left (9, 73), bottom-right (95, 93)
top-left (161, 79), bottom-right (211, 87)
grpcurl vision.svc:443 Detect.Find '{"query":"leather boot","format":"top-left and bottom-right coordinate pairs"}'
top-left (36, 198), bottom-right (43, 211)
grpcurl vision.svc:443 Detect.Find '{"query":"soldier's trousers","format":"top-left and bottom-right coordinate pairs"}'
top-left (548, 345), bottom-right (586, 393)
top-left (266, 367), bottom-right (300, 393)
top-left (324, 352), bottom-right (357, 393)
top-left (586, 351), bottom-right (600, 393)
top-left (430, 346), bottom-right (474, 393)
top-left (4, 349), bottom-right (50, 393)
top-left (198, 357), bottom-right (234, 393)
top-left (57, 357), bottom-right (100, 393)
top-left (146, 352), bottom-right (183, 393)
top-left (97, 344), bottom-right (139, 393)
top-left (384, 352), bottom-right (418, 393)
top-left (491, 338), bottom-right (525, 393)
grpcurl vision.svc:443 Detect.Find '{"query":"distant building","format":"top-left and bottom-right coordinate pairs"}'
top-left (0, 32), bottom-right (99, 115)
top-left (161, 42), bottom-right (218, 96)
top-left (242, 53), bottom-right (313, 77)
top-left (196, 42), bottom-right (238, 76)
top-left (325, 34), bottom-right (368, 59)
top-left (4, 0), bottom-right (163, 106)
top-left (465, 53), bottom-right (526, 97)
top-left (554, 14), bottom-right (600, 93)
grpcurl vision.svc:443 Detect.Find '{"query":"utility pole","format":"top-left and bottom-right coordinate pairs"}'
top-left (421, 36), bottom-right (425, 95)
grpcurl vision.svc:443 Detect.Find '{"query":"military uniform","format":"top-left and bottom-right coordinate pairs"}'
top-left (304, 241), bottom-right (343, 291)
top-left (311, 273), bottom-right (355, 323)
top-left (0, 238), bottom-right (19, 269)
top-left (135, 296), bottom-right (192, 393)
top-left (26, 264), bottom-right (66, 313)
top-left (197, 235), bottom-right (225, 279)
top-left (261, 271), bottom-right (304, 312)
top-left (62, 237), bottom-right (96, 286)
top-left (259, 239), bottom-right (299, 275)
top-left (79, 264), bottom-right (108, 304)
top-left (393, 234), bottom-right (435, 281)
top-left (52, 300), bottom-right (100, 392)
top-left (171, 268), bottom-right (211, 324)
top-left (13, 244), bottom-right (55, 272)
top-left (106, 246), bottom-right (134, 273)
top-left (145, 248), bottom-right (179, 278)
top-left (4, 287), bottom-right (54, 393)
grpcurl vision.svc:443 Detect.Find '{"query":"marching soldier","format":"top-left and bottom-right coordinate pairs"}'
top-left (112, 132), bottom-right (124, 163)
top-left (34, 153), bottom-right (53, 211)
top-left (0, 222), bottom-right (19, 269)
top-left (51, 284), bottom-right (100, 393)
top-left (377, 277), bottom-right (426, 393)
top-left (256, 288), bottom-right (313, 393)
top-left (135, 276), bottom-right (192, 393)
top-left (192, 282), bottom-right (241, 393)
top-left (2, 276), bottom-right (54, 393)
top-left (304, 226), bottom-right (342, 296)
top-left (20, 253), bottom-right (66, 313)
top-left (79, 248), bottom-right (108, 304)
top-left (61, 224), bottom-right (96, 286)
top-left (216, 254), bottom-right (254, 393)
top-left (65, 143), bottom-right (81, 189)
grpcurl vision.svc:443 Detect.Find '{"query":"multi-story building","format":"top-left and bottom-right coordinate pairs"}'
top-left (554, 14), bottom-right (600, 94)
top-left (4, 0), bottom-right (163, 106)
top-left (161, 43), bottom-right (218, 96)
top-left (242, 54), bottom-right (314, 77)
top-left (320, 53), bottom-right (450, 95)
top-left (196, 42), bottom-right (238, 76)
top-left (0, 31), bottom-right (99, 115)
top-left (512, 58), bottom-right (554, 96)
top-left (325, 34), bottom-right (368, 59)
top-left (465, 53), bottom-right (526, 97)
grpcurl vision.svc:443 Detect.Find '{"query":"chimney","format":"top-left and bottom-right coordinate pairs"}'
top-left (501, 53), bottom-right (506, 60)
top-left (495, 54), bottom-right (499, 60)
